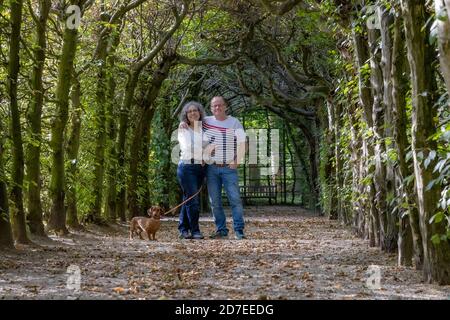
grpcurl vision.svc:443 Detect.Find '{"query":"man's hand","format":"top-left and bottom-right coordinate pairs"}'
top-left (228, 161), bottom-right (238, 170)
top-left (179, 121), bottom-right (188, 129)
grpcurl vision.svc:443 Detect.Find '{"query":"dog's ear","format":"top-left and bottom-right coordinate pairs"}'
top-left (150, 206), bottom-right (161, 218)
top-left (147, 208), bottom-right (152, 216)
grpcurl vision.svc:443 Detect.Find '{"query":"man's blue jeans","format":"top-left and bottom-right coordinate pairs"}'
top-left (177, 162), bottom-right (205, 235)
top-left (206, 165), bottom-right (244, 235)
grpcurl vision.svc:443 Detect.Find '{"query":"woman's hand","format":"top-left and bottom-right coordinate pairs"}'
top-left (179, 121), bottom-right (188, 129)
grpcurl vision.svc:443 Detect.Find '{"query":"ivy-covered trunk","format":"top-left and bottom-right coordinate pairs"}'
top-left (379, 6), bottom-right (398, 252)
top-left (140, 125), bottom-right (152, 213)
top-left (352, 28), bottom-right (378, 246)
top-left (114, 5), bottom-right (187, 220)
top-left (391, 11), bottom-right (423, 268)
top-left (324, 99), bottom-right (337, 219)
top-left (368, 25), bottom-right (387, 250)
top-left (89, 17), bottom-right (114, 223)
top-left (8, 0), bottom-right (29, 244)
top-left (26, 0), bottom-right (51, 237)
top-left (116, 71), bottom-right (140, 221)
top-left (48, 4), bottom-right (81, 235)
top-left (65, 77), bottom-right (83, 230)
top-left (310, 117), bottom-right (320, 212)
top-left (128, 106), bottom-right (155, 219)
top-left (90, 61), bottom-right (108, 222)
top-left (159, 103), bottom-right (176, 211)
top-left (401, 0), bottom-right (450, 284)
top-left (128, 56), bottom-right (175, 218)
top-left (286, 124), bottom-right (313, 206)
top-left (104, 31), bottom-right (121, 222)
top-left (347, 102), bottom-right (364, 236)
top-left (435, 0), bottom-right (450, 93)
top-left (334, 102), bottom-right (345, 223)
top-left (0, 120), bottom-right (13, 248)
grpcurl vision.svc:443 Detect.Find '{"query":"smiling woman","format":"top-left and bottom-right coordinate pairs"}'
top-left (177, 101), bottom-right (208, 240)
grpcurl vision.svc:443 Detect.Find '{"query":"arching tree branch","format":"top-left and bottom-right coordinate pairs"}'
top-left (259, 0), bottom-right (305, 15)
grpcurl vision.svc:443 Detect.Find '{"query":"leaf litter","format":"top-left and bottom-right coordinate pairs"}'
top-left (0, 206), bottom-right (449, 300)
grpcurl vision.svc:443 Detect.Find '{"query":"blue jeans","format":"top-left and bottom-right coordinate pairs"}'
top-left (177, 162), bottom-right (206, 235)
top-left (206, 165), bottom-right (244, 235)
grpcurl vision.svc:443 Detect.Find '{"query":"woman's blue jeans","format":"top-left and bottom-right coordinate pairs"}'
top-left (177, 162), bottom-right (206, 235)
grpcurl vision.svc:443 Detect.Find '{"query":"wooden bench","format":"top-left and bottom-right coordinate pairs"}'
top-left (222, 185), bottom-right (277, 205)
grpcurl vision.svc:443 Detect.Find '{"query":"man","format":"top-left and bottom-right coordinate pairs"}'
top-left (203, 96), bottom-right (246, 240)
top-left (179, 96), bottom-right (246, 239)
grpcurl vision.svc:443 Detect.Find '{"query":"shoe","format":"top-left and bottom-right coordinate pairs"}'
top-left (209, 231), bottom-right (228, 239)
top-left (235, 231), bottom-right (246, 240)
top-left (179, 231), bottom-right (192, 239)
top-left (192, 232), bottom-right (204, 240)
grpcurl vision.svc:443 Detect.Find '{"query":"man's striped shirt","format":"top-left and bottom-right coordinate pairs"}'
top-left (203, 116), bottom-right (246, 164)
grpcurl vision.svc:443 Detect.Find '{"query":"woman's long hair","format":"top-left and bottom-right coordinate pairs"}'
top-left (179, 101), bottom-right (206, 126)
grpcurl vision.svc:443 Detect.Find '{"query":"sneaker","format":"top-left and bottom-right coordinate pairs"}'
top-left (192, 232), bottom-right (204, 240)
top-left (209, 231), bottom-right (228, 239)
top-left (179, 231), bottom-right (192, 239)
top-left (235, 231), bottom-right (246, 240)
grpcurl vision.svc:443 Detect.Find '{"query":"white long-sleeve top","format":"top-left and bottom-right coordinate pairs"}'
top-left (178, 125), bottom-right (209, 164)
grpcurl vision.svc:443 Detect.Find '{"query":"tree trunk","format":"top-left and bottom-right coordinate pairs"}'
top-left (26, 0), bottom-right (51, 237)
top-left (391, 11), bottom-right (423, 268)
top-left (368, 25), bottom-right (387, 249)
top-left (334, 102), bottom-right (345, 223)
top-left (8, 0), bottom-right (29, 244)
top-left (65, 77), bottom-right (83, 230)
top-left (128, 56), bottom-right (175, 218)
top-left (353, 29), bottom-right (378, 246)
top-left (89, 19), bottom-right (124, 224)
top-left (115, 71), bottom-right (139, 221)
top-left (286, 125), bottom-right (313, 206)
top-left (128, 106), bottom-right (157, 219)
top-left (140, 123), bottom-right (152, 213)
top-left (160, 104), bottom-right (176, 211)
top-left (90, 77), bottom-right (107, 221)
top-left (401, 0), bottom-right (450, 284)
top-left (325, 98), bottom-right (338, 219)
top-left (379, 6), bottom-right (398, 252)
top-left (0, 120), bottom-right (13, 248)
top-left (89, 20), bottom-right (111, 223)
top-left (435, 0), bottom-right (450, 94)
top-left (309, 121), bottom-right (320, 211)
top-left (48, 4), bottom-right (81, 235)
top-left (104, 32), bottom-right (121, 222)
top-left (114, 5), bottom-right (187, 220)
top-left (347, 102), bottom-right (364, 236)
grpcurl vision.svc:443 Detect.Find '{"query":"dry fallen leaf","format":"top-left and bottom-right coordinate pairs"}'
top-left (112, 287), bottom-right (126, 294)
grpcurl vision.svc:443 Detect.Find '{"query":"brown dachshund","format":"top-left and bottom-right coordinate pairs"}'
top-left (129, 206), bottom-right (163, 241)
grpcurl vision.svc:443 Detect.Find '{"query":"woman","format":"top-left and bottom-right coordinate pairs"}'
top-left (177, 101), bottom-right (209, 239)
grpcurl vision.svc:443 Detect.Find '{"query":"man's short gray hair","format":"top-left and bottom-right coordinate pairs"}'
top-left (179, 101), bottom-right (206, 125)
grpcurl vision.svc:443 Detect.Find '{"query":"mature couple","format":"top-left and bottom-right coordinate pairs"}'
top-left (177, 96), bottom-right (246, 240)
